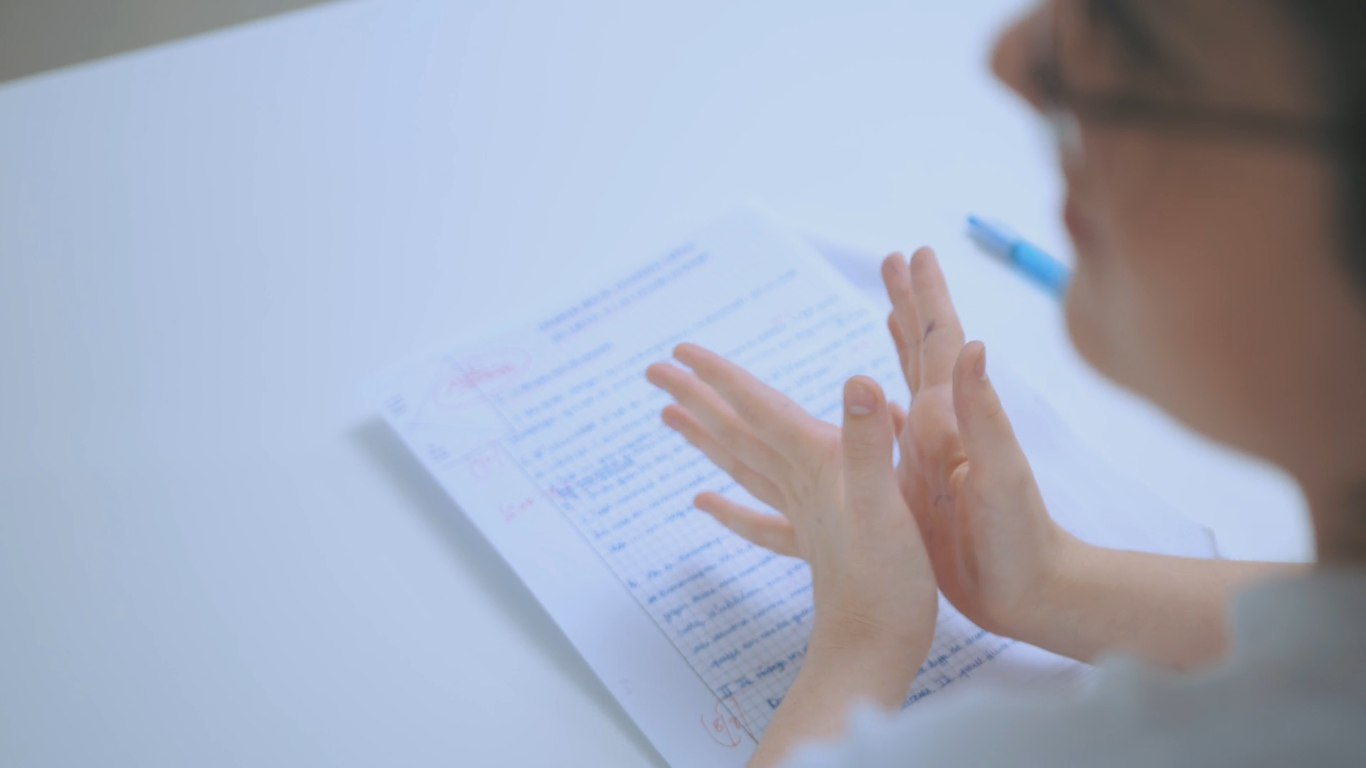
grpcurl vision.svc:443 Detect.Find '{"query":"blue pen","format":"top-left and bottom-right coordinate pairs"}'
top-left (966, 215), bottom-right (1071, 301)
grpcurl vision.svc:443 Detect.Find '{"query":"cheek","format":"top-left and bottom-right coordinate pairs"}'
top-left (1059, 130), bottom-right (1236, 420)
top-left (1062, 263), bottom-right (1115, 377)
top-left (1062, 189), bottom-right (1233, 440)
top-left (1061, 237), bottom-right (1150, 394)
top-left (1058, 134), bottom-right (1163, 389)
top-left (1063, 128), bottom-right (1338, 454)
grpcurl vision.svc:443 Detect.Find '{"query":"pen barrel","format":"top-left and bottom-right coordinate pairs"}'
top-left (1012, 242), bottom-right (1071, 299)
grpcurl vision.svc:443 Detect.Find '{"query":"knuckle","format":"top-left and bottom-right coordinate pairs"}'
top-left (979, 396), bottom-right (1006, 423)
top-left (806, 426), bottom-right (841, 465)
top-left (841, 431), bottom-right (883, 464)
top-left (710, 417), bottom-right (745, 446)
top-left (788, 445), bottom-right (834, 497)
top-left (673, 415), bottom-right (704, 444)
top-left (715, 452), bottom-right (741, 479)
top-left (730, 397), bottom-right (760, 425)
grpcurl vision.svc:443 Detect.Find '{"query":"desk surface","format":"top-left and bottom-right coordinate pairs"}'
top-left (0, 0), bottom-right (1309, 765)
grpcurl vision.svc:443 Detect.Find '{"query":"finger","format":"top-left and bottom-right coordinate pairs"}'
top-left (881, 254), bottom-right (922, 394)
top-left (672, 344), bottom-right (822, 463)
top-left (910, 247), bottom-right (966, 389)
top-left (951, 342), bottom-right (1030, 479)
top-left (889, 401), bottom-right (907, 437)
top-left (661, 405), bottom-right (786, 510)
top-left (887, 312), bottom-right (917, 394)
top-left (840, 376), bottom-right (901, 521)
top-left (647, 362), bottom-right (789, 479)
top-left (695, 492), bottom-right (799, 558)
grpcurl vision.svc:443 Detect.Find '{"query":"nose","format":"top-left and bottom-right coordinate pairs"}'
top-left (990, 2), bottom-right (1048, 114)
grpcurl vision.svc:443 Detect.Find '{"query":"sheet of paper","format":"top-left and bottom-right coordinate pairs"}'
top-left (375, 213), bottom-right (1209, 766)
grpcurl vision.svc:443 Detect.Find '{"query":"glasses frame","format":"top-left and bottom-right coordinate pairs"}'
top-left (1029, 0), bottom-right (1335, 161)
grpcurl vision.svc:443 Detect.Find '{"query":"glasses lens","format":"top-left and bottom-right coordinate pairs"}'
top-left (1047, 109), bottom-right (1084, 163)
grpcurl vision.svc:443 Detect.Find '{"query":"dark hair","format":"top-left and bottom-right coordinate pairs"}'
top-left (1280, 1), bottom-right (1366, 291)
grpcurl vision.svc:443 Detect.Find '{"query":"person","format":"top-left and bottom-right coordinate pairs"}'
top-left (645, 0), bottom-right (1366, 765)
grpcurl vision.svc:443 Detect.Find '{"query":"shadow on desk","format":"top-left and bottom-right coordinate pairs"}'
top-left (351, 419), bottom-right (668, 767)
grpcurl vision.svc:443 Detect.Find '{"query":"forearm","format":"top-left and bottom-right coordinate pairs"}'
top-left (748, 627), bottom-right (928, 768)
top-left (1019, 541), bottom-right (1306, 670)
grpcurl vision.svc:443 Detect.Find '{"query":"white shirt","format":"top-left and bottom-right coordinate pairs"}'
top-left (787, 571), bottom-right (1366, 768)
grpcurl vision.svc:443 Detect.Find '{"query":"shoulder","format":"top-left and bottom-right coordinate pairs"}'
top-left (784, 648), bottom-right (1366, 768)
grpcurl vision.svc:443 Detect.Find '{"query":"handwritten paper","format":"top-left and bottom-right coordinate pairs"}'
top-left (375, 214), bottom-right (1202, 765)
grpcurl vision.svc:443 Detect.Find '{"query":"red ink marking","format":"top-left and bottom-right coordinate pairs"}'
top-left (465, 444), bottom-right (503, 481)
top-left (431, 348), bottom-right (531, 409)
top-left (727, 694), bottom-right (754, 736)
top-left (701, 698), bottom-right (750, 748)
top-left (499, 496), bottom-right (536, 523)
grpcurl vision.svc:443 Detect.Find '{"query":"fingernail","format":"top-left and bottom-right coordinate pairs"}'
top-left (846, 378), bottom-right (875, 416)
top-left (975, 346), bottom-right (989, 381)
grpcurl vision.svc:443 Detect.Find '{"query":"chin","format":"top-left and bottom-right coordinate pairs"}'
top-left (1062, 260), bottom-right (1102, 357)
top-left (1064, 270), bottom-right (1236, 455)
top-left (1063, 286), bottom-right (1109, 378)
top-left (1060, 231), bottom-right (1142, 387)
top-left (1062, 265), bottom-right (1135, 395)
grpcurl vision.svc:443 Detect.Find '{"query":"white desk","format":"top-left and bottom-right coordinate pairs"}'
top-left (0, 1), bottom-right (1310, 765)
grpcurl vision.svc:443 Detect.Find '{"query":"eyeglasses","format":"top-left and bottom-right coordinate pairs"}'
top-left (1029, 0), bottom-right (1334, 164)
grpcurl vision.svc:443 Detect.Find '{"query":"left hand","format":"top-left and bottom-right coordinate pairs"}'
top-left (880, 248), bottom-right (1078, 642)
top-left (645, 345), bottom-right (938, 669)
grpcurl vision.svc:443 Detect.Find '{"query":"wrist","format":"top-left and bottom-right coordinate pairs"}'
top-left (808, 612), bottom-right (934, 664)
top-left (809, 582), bottom-right (938, 659)
top-left (805, 614), bottom-right (933, 710)
top-left (1002, 531), bottom-right (1098, 651)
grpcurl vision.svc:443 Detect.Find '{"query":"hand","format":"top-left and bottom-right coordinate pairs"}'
top-left (880, 248), bottom-right (1081, 641)
top-left (645, 345), bottom-right (937, 666)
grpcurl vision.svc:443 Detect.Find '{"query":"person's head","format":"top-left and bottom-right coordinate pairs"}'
top-left (991, 0), bottom-right (1366, 555)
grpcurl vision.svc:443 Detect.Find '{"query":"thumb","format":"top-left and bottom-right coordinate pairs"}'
top-left (951, 342), bottom-right (1030, 477)
top-left (841, 376), bottom-right (899, 516)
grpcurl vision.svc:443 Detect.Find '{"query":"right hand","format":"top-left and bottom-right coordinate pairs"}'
top-left (646, 345), bottom-right (939, 662)
top-left (880, 248), bottom-right (1083, 640)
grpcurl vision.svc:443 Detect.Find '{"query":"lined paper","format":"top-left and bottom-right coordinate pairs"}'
top-left (378, 214), bottom-right (1084, 743)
